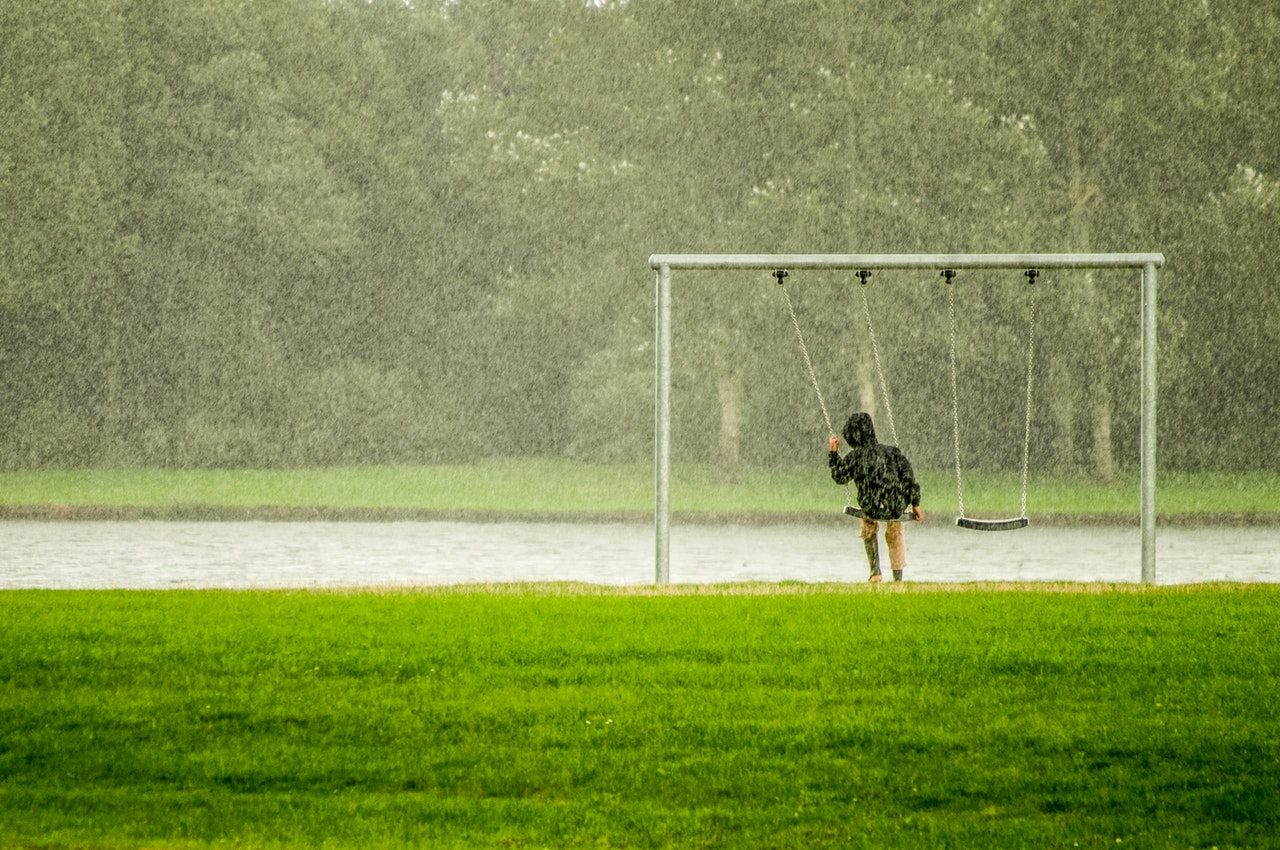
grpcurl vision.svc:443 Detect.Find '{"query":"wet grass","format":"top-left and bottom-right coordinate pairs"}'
top-left (1, 462), bottom-right (1278, 520)
top-left (2, 585), bottom-right (1278, 848)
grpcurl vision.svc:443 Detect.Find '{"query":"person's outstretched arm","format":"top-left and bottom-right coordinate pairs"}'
top-left (899, 452), bottom-right (923, 521)
top-left (828, 435), bottom-right (853, 484)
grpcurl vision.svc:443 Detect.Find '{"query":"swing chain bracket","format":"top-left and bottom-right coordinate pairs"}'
top-left (856, 269), bottom-right (872, 286)
top-left (773, 269), bottom-right (789, 286)
top-left (941, 269), bottom-right (957, 284)
top-left (1024, 268), bottom-right (1039, 285)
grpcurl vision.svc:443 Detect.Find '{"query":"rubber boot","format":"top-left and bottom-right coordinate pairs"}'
top-left (893, 569), bottom-right (904, 582)
top-left (863, 536), bottom-right (883, 583)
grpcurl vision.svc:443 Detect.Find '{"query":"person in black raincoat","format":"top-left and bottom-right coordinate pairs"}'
top-left (828, 411), bottom-right (923, 582)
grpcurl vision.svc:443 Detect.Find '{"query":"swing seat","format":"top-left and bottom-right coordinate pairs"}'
top-left (844, 505), bottom-right (917, 522)
top-left (955, 516), bottom-right (1029, 531)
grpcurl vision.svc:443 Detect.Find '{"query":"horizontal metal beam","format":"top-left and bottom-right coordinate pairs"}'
top-left (647, 253), bottom-right (1165, 271)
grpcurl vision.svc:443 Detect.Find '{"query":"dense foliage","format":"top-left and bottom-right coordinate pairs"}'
top-left (1, 0), bottom-right (1275, 472)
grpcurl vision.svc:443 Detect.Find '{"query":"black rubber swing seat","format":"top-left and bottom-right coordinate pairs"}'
top-left (955, 516), bottom-right (1029, 531)
top-left (843, 505), bottom-right (917, 522)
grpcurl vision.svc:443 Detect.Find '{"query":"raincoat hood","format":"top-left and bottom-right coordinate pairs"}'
top-left (842, 412), bottom-right (877, 450)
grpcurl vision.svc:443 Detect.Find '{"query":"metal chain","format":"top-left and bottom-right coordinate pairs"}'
top-left (859, 282), bottom-right (899, 448)
top-left (946, 278), bottom-right (966, 519)
top-left (780, 282), bottom-right (835, 438)
top-left (780, 280), bottom-right (854, 508)
top-left (1019, 279), bottom-right (1039, 518)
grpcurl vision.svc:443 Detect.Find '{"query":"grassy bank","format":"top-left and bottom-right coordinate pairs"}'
top-left (1, 585), bottom-right (1277, 848)
top-left (1, 462), bottom-right (1279, 521)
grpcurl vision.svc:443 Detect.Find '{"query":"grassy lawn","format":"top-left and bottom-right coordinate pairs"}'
top-left (1, 461), bottom-right (1278, 520)
top-left (2, 586), bottom-right (1278, 848)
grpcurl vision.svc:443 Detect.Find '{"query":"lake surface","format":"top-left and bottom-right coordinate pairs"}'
top-left (2, 520), bottom-right (1277, 588)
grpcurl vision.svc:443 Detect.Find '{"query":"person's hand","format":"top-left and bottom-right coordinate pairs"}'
top-left (828, 435), bottom-right (839, 452)
top-left (912, 505), bottom-right (924, 522)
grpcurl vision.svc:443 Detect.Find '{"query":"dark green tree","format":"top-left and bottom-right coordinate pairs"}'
top-left (985, 0), bottom-right (1278, 477)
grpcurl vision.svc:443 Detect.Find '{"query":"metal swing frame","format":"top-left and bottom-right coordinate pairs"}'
top-left (648, 253), bottom-right (1164, 585)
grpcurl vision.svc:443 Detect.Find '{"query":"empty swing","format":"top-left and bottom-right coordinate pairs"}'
top-left (943, 268), bottom-right (1039, 531)
top-left (776, 268), bottom-right (916, 523)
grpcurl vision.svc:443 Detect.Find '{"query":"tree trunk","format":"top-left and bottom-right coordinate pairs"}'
top-left (1091, 387), bottom-right (1115, 483)
top-left (1067, 162), bottom-right (1116, 481)
top-left (1047, 356), bottom-right (1078, 475)
top-left (94, 275), bottom-right (127, 465)
top-left (1078, 270), bottom-right (1117, 482)
top-left (716, 369), bottom-right (742, 483)
top-left (857, 359), bottom-right (877, 431)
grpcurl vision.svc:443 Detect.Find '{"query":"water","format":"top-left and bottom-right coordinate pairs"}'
top-left (1, 521), bottom-right (1277, 588)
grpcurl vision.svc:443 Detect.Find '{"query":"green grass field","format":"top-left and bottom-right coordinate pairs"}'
top-left (1, 461), bottom-right (1278, 520)
top-left (2, 586), bottom-right (1278, 848)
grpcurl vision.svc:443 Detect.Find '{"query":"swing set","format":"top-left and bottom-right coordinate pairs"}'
top-left (649, 253), bottom-right (1164, 585)
top-left (775, 265), bottom-right (1037, 531)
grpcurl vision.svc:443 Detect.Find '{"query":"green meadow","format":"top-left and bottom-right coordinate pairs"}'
top-left (2, 585), bottom-right (1278, 848)
top-left (1, 462), bottom-right (1278, 520)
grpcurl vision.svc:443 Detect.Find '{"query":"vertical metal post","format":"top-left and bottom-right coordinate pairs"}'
top-left (655, 264), bottom-right (672, 584)
top-left (1140, 262), bottom-right (1158, 583)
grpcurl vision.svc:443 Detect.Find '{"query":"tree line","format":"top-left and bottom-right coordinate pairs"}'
top-left (1, 0), bottom-right (1276, 475)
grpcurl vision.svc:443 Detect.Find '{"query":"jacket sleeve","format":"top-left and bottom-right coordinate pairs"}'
top-left (896, 451), bottom-right (922, 507)
top-left (829, 450), bottom-right (853, 485)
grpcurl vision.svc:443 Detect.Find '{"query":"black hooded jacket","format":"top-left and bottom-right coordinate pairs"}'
top-left (828, 412), bottom-right (921, 521)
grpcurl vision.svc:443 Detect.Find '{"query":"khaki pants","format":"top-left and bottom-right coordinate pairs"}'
top-left (860, 518), bottom-right (906, 570)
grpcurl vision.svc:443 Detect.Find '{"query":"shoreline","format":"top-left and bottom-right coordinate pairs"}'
top-left (2, 504), bottom-right (1278, 526)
